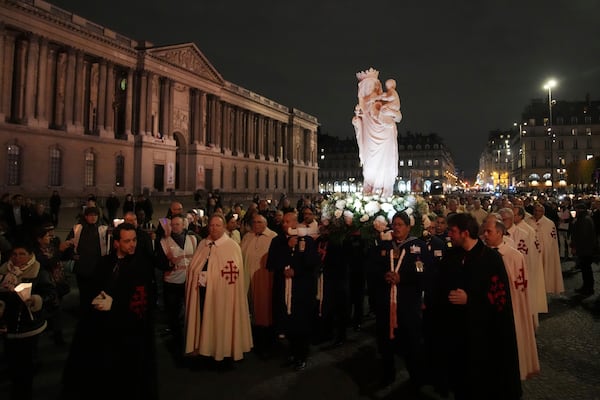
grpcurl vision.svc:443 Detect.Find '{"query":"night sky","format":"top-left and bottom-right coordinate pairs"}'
top-left (49, 0), bottom-right (600, 179)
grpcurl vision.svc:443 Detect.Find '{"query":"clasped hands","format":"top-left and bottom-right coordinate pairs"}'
top-left (91, 290), bottom-right (113, 311)
top-left (448, 288), bottom-right (467, 305)
top-left (284, 267), bottom-right (295, 278)
top-left (385, 271), bottom-right (400, 285)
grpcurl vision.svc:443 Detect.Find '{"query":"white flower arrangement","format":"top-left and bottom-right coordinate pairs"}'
top-left (320, 192), bottom-right (429, 243)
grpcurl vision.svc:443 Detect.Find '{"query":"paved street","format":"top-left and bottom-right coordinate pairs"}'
top-left (1, 204), bottom-right (599, 400)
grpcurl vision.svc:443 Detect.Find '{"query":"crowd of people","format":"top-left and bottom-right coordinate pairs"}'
top-left (0, 189), bottom-right (598, 399)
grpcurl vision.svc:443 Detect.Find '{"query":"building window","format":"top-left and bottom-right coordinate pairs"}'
top-left (571, 128), bottom-right (578, 135)
top-left (573, 139), bottom-right (578, 149)
top-left (115, 154), bottom-right (125, 187)
top-left (530, 155), bottom-right (536, 168)
top-left (570, 116), bottom-right (578, 124)
top-left (433, 170), bottom-right (439, 177)
top-left (433, 159), bottom-right (439, 166)
top-left (283, 171), bottom-right (287, 189)
top-left (275, 169), bottom-right (278, 189)
top-left (84, 151), bottom-right (95, 187)
top-left (49, 147), bottom-right (62, 186)
top-left (585, 116), bottom-right (592, 124)
top-left (244, 168), bottom-right (248, 190)
top-left (586, 128), bottom-right (592, 136)
top-left (399, 160), bottom-right (404, 167)
top-left (255, 168), bottom-right (260, 190)
top-left (7, 144), bottom-right (21, 186)
top-left (408, 159), bottom-right (413, 167)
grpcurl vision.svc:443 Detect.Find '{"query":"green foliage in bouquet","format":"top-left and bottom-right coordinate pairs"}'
top-left (319, 192), bottom-right (429, 245)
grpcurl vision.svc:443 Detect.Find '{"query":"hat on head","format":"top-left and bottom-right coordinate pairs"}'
top-left (84, 206), bottom-right (99, 216)
top-left (34, 223), bottom-right (55, 239)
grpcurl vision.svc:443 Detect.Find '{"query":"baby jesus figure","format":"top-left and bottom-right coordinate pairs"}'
top-left (374, 79), bottom-right (402, 124)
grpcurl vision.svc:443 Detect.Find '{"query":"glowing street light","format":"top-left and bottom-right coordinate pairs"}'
top-left (543, 79), bottom-right (557, 189)
top-left (514, 121), bottom-right (528, 187)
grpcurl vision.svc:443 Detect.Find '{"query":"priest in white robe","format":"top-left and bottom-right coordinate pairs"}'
top-left (185, 214), bottom-right (253, 361)
top-left (482, 219), bottom-right (540, 381)
top-left (499, 208), bottom-right (548, 327)
top-left (240, 214), bottom-right (278, 354)
top-left (526, 203), bottom-right (564, 295)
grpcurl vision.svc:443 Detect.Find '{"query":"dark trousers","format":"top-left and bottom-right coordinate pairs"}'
top-left (349, 267), bottom-right (366, 326)
top-left (75, 274), bottom-right (96, 311)
top-left (287, 332), bottom-right (311, 362)
top-left (163, 281), bottom-right (186, 351)
top-left (5, 336), bottom-right (39, 400)
top-left (375, 311), bottom-right (424, 386)
top-left (579, 255), bottom-right (595, 289)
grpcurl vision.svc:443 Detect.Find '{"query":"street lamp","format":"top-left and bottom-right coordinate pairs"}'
top-left (513, 121), bottom-right (528, 187)
top-left (543, 79), bottom-right (557, 189)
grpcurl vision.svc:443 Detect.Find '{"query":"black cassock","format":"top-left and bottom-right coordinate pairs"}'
top-left (432, 239), bottom-right (521, 400)
top-left (61, 252), bottom-right (157, 400)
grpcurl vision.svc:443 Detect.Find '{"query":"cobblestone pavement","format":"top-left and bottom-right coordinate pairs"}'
top-left (1, 205), bottom-right (599, 400)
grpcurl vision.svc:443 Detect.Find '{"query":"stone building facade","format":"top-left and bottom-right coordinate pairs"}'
top-left (479, 96), bottom-right (600, 191)
top-left (318, 132), bottom-right (456, 194)
top-left (0, 0), bottom-right (319, 201)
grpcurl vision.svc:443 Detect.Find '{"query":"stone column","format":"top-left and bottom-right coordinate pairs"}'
top-left (137, 71), bottom-right (147, 135)
top-left (232, 107), bottom-right (240, 155)
top-left (12, 37), bottom-right (27, 122)
top-left (0, 33), bottom-right (15, 121)
top-left (222, 103), bottom-right (231, 150)
top-left (0, 24), bottom-right (5, 121)
top-left (105, 61), bottom-right (115, 134)
top-left (199, 91), bottom-right (207, 144)
top-left (45, 46), bottom-right (56, 128)
top-left (97, 59), bottom-right (107, 135)
top-left (188, 88), bottom-right (197, 144)
top-left (73, 50), bottom-right (85, 132)
top-left (64, 49), bottom-right (76, 131)
top-left (244, 111), bottom-right (252, 156)
top-left (53, 51), bottom-right (67, 129)
top-left (145, 72), bottom-right (154, 136)
top-left (36, 37), bottom-right (48, 126)
top-left (23, 33), bottom-right (39, 125)
top-left (125, 68), bottom-right (133, 136)
top-left (167, 78), bottom-right (174, 138)
top-left (159, 78), bottom-right (174, 137)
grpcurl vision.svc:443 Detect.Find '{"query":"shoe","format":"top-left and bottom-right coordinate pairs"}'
top-left (294, 360), bottom-right (307, 371)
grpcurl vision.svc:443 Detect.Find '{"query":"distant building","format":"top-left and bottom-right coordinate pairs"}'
top-left (479, 95), bottom-right (600, 191)
top-left (0, 0), bottom-right (319, 201)
top-left (398, 132), bottom-right (457, 194)
top-left (318, 132), bottom-right (456, 194)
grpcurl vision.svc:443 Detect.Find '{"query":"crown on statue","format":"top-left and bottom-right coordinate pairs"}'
top-left (356, 67), bottom-right (379, 81)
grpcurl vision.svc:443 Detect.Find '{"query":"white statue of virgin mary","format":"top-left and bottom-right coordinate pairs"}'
top-left (352, 68), bottom-right (402, 198)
